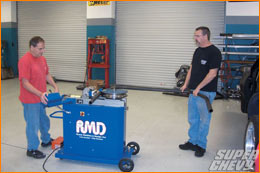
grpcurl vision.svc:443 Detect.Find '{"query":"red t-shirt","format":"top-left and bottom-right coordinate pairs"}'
top-left (19, 52), bottom-right (49, 103)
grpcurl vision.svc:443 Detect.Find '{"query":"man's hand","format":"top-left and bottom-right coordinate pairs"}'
top-left (40, 92), bottom-right (48, 105)
top-left (54, 87), bottom-right (59, 93)
top-left (193, 68), bottom-right (218, 96)
top-left (180, 85), bottom-right (187, 92)
top-left (193, 88), bottom-right (200, 96)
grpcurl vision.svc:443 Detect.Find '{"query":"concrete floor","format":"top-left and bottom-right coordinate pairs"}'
top-left (1, 78), bottom-right (248, 172)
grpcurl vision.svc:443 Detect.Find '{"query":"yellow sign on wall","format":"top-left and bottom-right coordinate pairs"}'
top-left (88, 1), bottom-right (111, 6)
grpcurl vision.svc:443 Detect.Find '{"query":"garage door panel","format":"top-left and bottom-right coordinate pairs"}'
top-left (116, 1), bottom-right (225, 88)
top-left (17, 1), bottom-right (86, 82)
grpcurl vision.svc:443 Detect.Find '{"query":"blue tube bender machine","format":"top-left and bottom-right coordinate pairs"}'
top-left (46, 88), bottom-right (140, 172)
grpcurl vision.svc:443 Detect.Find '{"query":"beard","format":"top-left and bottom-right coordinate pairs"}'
top-left (195, 40), bottom-right (200, 47)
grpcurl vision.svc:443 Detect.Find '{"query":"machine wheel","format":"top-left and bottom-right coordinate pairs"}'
top-left (118, 158), bottom-right (134, 172)
top-left (245, 114), bottom-right (259, 151)
top-left (244, 114), bottom-right (259, 171)
top-left (127, 142), bottom-right (140, 155)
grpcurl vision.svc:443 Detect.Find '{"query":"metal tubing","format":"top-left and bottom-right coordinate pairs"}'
top-left (183, 90), bottom-right (213, 113)
top-left (164, 88), bottom-right (213, 113)
top-left (89, 91), bottom-right (102, 104)
top-left (196, 92), bottom-right (213, 113)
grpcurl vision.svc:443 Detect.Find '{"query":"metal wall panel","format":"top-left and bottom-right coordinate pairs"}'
top-left (17, 2), bottom-right (86, 82)
top-left (116, 1), bottom-right (225, 89)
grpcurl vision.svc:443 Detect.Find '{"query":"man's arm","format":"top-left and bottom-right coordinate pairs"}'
top-left (193, 68), bottom-right (218, 96)
top-left (22, 78), bottom-right (48, 104)
top-left (46, 73), bottom-right (59, 93)
top-left (180, 65), bottom-right (192, 92)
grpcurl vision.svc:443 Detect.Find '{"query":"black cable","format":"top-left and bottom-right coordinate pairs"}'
top-left (42, 147), bottom-right (61, 172)
top-left (1, 142), bottom-right (27, 150)
top-left (2, 142), bottom-right (62, 172)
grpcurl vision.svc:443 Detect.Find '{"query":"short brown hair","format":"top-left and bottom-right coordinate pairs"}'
top-left (196, 26), bottom-right (211, 40)
top-left (29, 36), bottom-right (45, 47)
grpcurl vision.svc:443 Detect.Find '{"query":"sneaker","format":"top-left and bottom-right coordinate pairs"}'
top-left (27, 150), bottom-right (46, 159)
top-left (41, 138), bottom-right (53, 147)
top-left (179, 142), bottom-right (198, 151)
top-left (195, 146), bottom-right (206, 157)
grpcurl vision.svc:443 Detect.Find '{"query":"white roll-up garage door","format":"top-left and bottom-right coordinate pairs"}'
top-left (17, 2), bottom-right (86, 82)
top-left (116, 1), bottom-right (225, 89)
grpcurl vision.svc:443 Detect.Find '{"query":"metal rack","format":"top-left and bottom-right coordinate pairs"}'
top-left (1, 40), bottom-right (14, 80)
top-left (218, 34), bottom-right (259, 56)
top-left (87, 37), bottom-right (110, 88)
top-left (218, 33), bottom-right (259, 98)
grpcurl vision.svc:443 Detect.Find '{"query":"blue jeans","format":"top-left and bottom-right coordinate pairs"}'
top-left (22, 103), bottom-right (51, 150)
top-left (188, 91), bottom-right (216, 149)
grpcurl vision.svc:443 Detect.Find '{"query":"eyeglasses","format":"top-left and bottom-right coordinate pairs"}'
top-left (194, 34), bottom-right (203, 38)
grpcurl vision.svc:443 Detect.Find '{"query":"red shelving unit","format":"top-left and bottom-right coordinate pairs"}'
top-left (87, 38), bottom-right (110, 88)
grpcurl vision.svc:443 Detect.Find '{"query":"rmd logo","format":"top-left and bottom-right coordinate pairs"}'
top-left (76, 120), bottom-right (106, 136)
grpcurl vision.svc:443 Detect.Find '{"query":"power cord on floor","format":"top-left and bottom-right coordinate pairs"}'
top-left (1, 142), bottom-right (27, 150)
top-left (42, 146), bottom-right (62, 172)
top-left (2, 141), bottom-right (63, 172)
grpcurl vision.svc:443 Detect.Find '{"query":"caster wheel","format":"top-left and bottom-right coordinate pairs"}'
top-left (119, 158), bottom-right (134, 172)
top-left (127, 141), bottom-right (140, 155)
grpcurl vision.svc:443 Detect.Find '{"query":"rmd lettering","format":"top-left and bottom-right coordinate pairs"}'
top-left (76, 120), bottom-right (106, 136)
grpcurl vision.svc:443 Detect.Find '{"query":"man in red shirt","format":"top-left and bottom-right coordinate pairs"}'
top-left (19, 36), bottom-right (58, 159)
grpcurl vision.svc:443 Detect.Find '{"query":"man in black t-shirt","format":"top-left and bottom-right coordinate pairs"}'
top-left (179, 26), bottom-right (222, 157)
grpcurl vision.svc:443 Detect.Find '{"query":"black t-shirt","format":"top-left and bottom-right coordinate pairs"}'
top-left (188, 45), bottom-right (222, 92)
